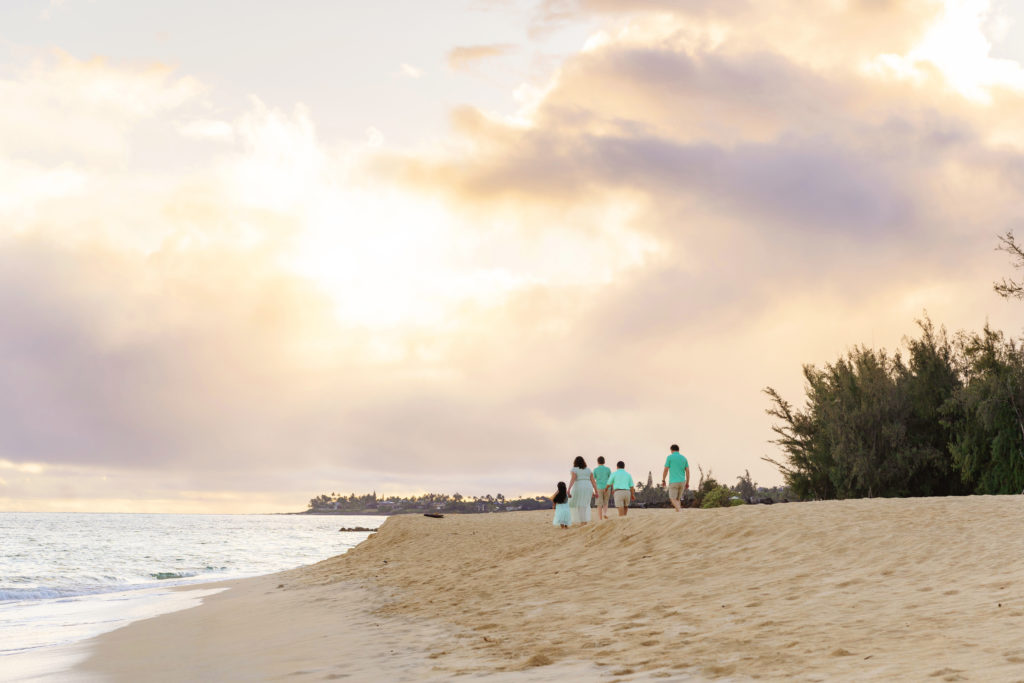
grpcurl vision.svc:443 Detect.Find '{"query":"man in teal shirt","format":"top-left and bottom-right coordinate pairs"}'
top-left (661, 444), bottom-right (690, 512)
top-left (593, 457), bottom-right (612, 520)
top-left (605, 461), bottom-right (635, 517)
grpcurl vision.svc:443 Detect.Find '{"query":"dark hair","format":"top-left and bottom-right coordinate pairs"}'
top-left (597, 456), bottom-right (605, 465)
top-left (553, 481), bottom-right (568, 504)
top-left (616, 461), bottom-right (625, 469)
top-left (670, 444), bottom-right (679, 452)
top-left (573, 456), bottom-right (587, 469)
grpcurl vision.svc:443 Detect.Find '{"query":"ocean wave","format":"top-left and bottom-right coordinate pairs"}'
top-left (1, 569), bottom-right (220, 602)
top-left (0, 587), bottom-right (83, 601)
top-left (1, 512), bottom-right (382, 610)
top-left (149, 571), bottom-right (198, 580)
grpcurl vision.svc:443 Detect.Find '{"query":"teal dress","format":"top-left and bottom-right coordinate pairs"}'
top-left (552, 502), bottom-right (571, 526)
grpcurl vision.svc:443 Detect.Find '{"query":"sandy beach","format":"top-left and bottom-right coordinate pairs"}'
top-left (78, 496), bottom-right (1024, 681)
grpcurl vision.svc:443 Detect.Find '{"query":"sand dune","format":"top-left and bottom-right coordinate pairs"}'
top-left (81, 496), bottom-right (1024, 681)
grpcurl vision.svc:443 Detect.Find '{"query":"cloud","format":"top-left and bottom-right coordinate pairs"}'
top-left (0, 50), bottom-right (203, 165)
top-left (6, 2), bottom-right (1024, 511)
top-left (447, 44), bottom-right (517, 71)
top-left (400, 63), bottom-right (423, 78)
top-left (0, 159), bottom-right (87, 221)
top-left (360, 0), bottom-right (1024, 487)
top-left (534, 0), bottom-right (944, 61)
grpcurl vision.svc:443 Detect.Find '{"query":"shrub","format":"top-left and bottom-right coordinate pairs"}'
top-left (700, 485), bottom-right (732, 508)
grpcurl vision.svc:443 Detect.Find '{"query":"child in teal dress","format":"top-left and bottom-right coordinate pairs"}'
top-left (552, 481), bottom-right (571, 528)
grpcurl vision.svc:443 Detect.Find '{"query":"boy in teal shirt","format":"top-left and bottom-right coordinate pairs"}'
top-left (593, 457), bottom-right (612, 520)
top-left (606, 461), bottom-right (635, 517)
top-left (661, 444), bottom-right (690, 512)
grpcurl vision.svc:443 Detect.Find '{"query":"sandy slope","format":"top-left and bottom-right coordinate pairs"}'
top-left (81, 497), bottom-right (1024, 681)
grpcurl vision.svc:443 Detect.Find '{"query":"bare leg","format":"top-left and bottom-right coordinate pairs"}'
top-left (669, 496), bottom-right (681, 512)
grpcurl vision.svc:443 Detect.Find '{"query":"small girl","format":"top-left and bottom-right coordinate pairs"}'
top-left (552, 481), bottom-right (571, 528)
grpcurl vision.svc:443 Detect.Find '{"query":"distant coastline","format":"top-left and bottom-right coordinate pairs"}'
top-left (298, 479), bottom-right (795, 517)
top-left (290, 506), bottom-right (538, 516)
top-left (299, 491), bottom-right (553, 516)
top-left (289, 509), bottom-right (424, 516)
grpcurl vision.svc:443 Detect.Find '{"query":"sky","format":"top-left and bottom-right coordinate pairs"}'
top-left (4, 0), bottom-right (1024, 513)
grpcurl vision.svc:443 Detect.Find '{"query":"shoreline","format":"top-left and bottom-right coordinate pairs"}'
top-left (0, 513), bottom-right (383, 682)
top-left (77, 496), bottom-right (1024, 680)
top-left (75, 545), bottom-right (609, 681)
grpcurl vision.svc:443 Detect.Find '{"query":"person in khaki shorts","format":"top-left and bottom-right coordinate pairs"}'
top-left (605, 461), bottom-right (635, 517)
top-left (661, 444), bottom-right (690, 512)
top-left (592, 456), bottom-right (612, 520)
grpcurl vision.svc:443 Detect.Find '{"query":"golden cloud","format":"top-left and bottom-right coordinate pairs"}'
top-left (447, 44), bottom-right (518, 71)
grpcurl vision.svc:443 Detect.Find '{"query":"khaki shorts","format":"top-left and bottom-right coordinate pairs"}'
top-left (596, 489), bottom-right (610, 507)
top-left (613, 490), bottom-right (630, 509)
top-left (668, 482), bottom-right (686, 500)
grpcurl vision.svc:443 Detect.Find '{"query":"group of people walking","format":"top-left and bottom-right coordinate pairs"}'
top-left (551, 445), bottom-right (691, 528)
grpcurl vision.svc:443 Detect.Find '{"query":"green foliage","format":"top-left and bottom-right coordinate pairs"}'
top-left (692, 466), bottom-right (719, 508)
top-left (947, 325), bottom-right (1024, 494)
top-left (700, 485), bottom-right (732, 508)
top-left (765, 314), bottom-right (1024, 499)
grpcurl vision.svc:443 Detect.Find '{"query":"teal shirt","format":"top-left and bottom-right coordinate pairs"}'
top-left (593, 465), bottom-right (611, 490)
top-left (608, 469), bottom-right (634, 490)
top-left (664, 452), bottom-right (689, 484)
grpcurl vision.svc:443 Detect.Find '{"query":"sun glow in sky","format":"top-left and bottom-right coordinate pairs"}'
top-left (4, 0), bottom-right (1024, 512)
top-left (870, 0), bottom-right (1024, 101)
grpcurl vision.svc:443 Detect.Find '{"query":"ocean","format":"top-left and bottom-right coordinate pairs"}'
top-left (0, 511), bottom-right (384, 681)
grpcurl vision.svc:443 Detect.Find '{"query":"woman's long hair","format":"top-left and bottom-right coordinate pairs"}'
top-left (553, 481), bottom-right (568, 504)
top-left (573, 456), bottom-right (587, 469)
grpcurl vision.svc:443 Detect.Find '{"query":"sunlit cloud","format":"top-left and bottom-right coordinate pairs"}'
top-left (447, 44), bottom-right (517, 70)
top-left (0, 460), bottom-right (48, 474)
top-left (4, 1), bottom-right (1024, 512)
top-left (870, 0), bottom-right (1024, 102)
top-left (365, 126), bottom-right (384, 147)
top-left (400, 63), bottom-right (423, 78)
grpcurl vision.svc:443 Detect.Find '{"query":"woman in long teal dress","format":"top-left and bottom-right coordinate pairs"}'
top-left (568, 456), bottom-right (598, 525)
top-left (552, 482), bottom-right (571, 528)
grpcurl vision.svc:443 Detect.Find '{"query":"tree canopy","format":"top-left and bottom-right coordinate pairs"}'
top-left (766, 319), bottom-right (1024, 498)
